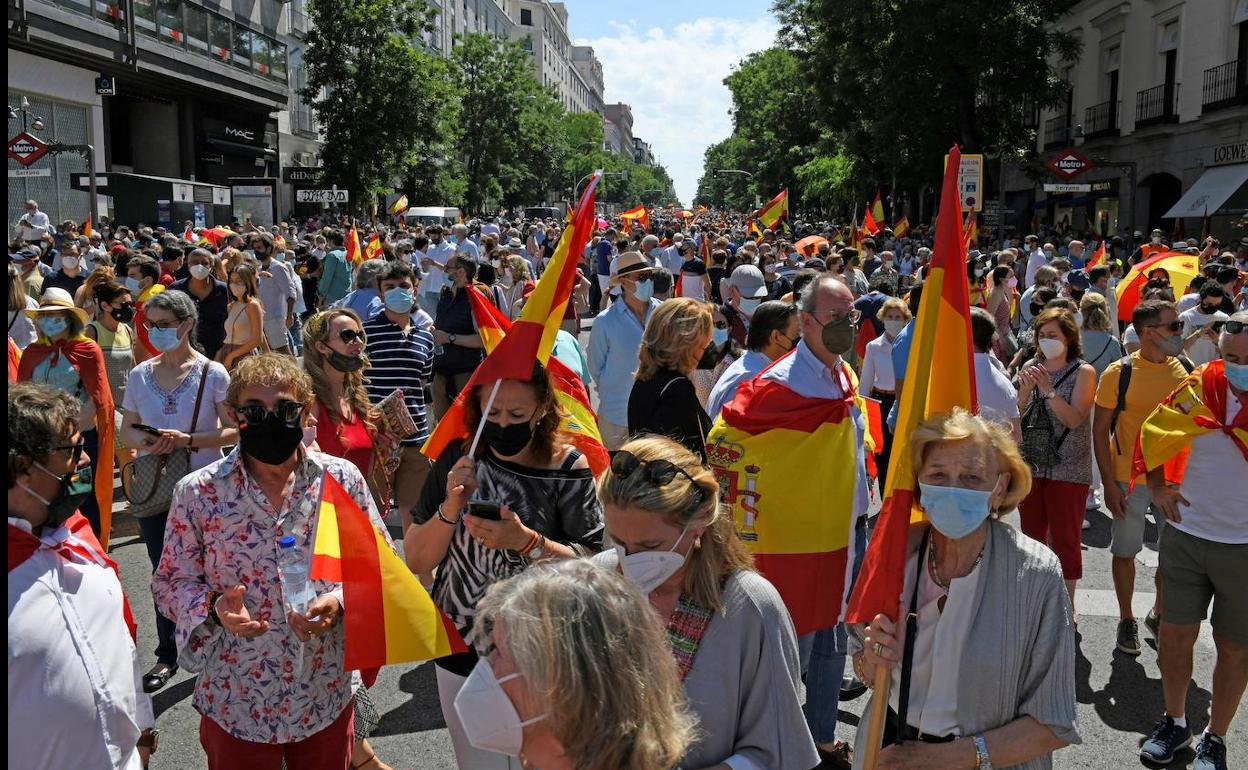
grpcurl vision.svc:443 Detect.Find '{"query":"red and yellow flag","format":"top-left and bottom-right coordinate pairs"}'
top-left (346, 223), bottom-right (363, 265)
top-left (310, 472), bottom-right (466, 671)
top-left (619, 204), bottom-right (649, 232)
top-left (846, 145), bottom-right (978, 626)
top-left (963, 209), bottom-right (977, 250)
top-left (863, 204), bottom-right (881, 236)
top-left (183, 224), bottom-right (195, 242)
top-left (747, 218), bottom-right (762, 240)
top-left (707, 359), bottom-right (867, 635)
top-left (363, 233), bottom-right (383, 261)
top-left (893, 216), bottom-right (910, 238)
top-left (1114, 251), bottom-right (1201, 321)
top-left (758, 189), bottom-right (788, 230)
top-left (871, 192), bottom-right (885, 228)
top-left (1085, 240), bottom-right (1106, 269)
top-left (82, 216), bottom-right (93, 238)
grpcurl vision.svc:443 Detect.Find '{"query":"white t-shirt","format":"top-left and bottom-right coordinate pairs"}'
top-left (7, 295), bottom-right (40, 349)
top-left (122, 358), bottom-right (230, 471)
top-left (1175, 293), bottom-right (1201, 314)
top-left (1174, 385), bottom-right (1248, 543)
top-left (423, 240), bottom-right (456, 293)
top-left (1025, 248), bottom-right (1048, 287)
top-left (974, 352), bottom-right (1020, 427)
top-left (1178, 306), bottom-right (1228, 366)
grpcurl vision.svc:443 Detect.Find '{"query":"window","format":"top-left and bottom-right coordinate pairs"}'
top-left (134, 0), bottom-right (157, 37)
top-left (232, 25), bottom-right (253, 71)
top-left (96, 0), bottom-right (126, 27)
top-left (157, 0), bottom-right (184, 47)
top-left (57, 0), bottom-right (91, 17)
top-left (210, 14), bottom-right (232, 62)
top-left (253, 35), bottom-right (273, 77)
top-left (185, 3), bottom-right (209, 55)
top-left (521, 8), bottom-right (531, 25)
top-left (270, 40), bottom-right (287, 82)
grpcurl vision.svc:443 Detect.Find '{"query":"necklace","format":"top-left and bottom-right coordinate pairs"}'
top-left (927, 542), bottom-right (985, 591)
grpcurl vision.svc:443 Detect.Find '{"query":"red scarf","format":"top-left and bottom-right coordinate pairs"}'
top-left (17, 336), bottom-right (117, 548)
top-left (8, 513), bottom-right (137, 642)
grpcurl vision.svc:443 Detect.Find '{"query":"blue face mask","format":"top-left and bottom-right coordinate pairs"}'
top-left (738, 297), bottom-right (762, 316)
top-left (1225, 361), bottom-right (1248, 391)
top-left (918, 481), bottom-right (996, 539)
top-left (148, 325), bottom-right (184, 352)
top-left (712, 326), bottom-right (729, 346)
top-left (632, 278), bottom-right (654, 302)
top-left (384, 287), bottom-right (415, 313)
top-left (37, 316), bottom-right (68, 337)
top-left (124, 277), bottom-right (141, 294)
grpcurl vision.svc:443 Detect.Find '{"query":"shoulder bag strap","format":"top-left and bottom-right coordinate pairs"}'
top-left (187, 360), bottom-right (211, 436)
top-left (8, 309), bottom-right (21, 332)
top-left (895, 527), bottom-right (932, 741)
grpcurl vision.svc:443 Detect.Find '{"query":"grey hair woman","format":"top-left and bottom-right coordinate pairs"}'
top-left (466, 558), bottom-right (697, 770)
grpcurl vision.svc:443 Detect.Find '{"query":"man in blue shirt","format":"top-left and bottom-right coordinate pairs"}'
top-left (707, 301), bottom-right (799, 419)
top-left (317, 230), bottom-right (351, 307)
top-left (588, 252), bottom-right (658, 449)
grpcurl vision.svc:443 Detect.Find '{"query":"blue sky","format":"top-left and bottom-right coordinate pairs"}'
top-left (569, 1), bottom-right (778, 205)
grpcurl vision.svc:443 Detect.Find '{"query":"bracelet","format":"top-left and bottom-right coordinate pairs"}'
top-left (186, 434), bottom-right (194, 449)
top-left (517, 530), bottom-right (540, 556)
top-left (435, 504), bottom-right (459, 525)
top-left (207, 592), bottom-right (221, 626)
top-left (973, 735), bottom-right (993, 769)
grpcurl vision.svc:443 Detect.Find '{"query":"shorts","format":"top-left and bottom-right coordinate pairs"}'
top-left (1159, 525), bottom-right (1248, 645)
top-left (262, 316), bottom-right (290, 350)
top-left (1109, 481), bottom-right (1162, 558)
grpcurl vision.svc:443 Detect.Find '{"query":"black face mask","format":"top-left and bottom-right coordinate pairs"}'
top-left (1030, 303), bottom-right (1044, 318)
top-left (819, 314), bottom-right (856, 355)
top-left (1199, 304), bottom-right (1220, 315)
top-left (696, 341), bottom-right (721, 370)
top-left (238, 412), bottom-right (305, 465)
top-left (110, 304), bottom-right (135, 324)
top-left (327, 350), bottom-right (366, 372)
top-left (480, 419), bottom-right (534, 457)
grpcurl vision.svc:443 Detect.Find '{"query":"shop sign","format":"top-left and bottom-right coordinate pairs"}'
top-left (283, 167), bottom-right (323, 184)
top-left (1044, 183), bottom-right (1091, 193)
top-left (1211, 141), bottom-right (1247, 166)
top-left (296, 189), bottom-right (349, 203)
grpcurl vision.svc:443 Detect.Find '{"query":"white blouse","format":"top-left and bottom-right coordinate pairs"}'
top-left (860, 333), bottom-right (897, 393)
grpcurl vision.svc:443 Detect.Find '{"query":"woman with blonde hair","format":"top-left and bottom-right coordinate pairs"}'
top-left (464, 558), bottom-right (697, 770)
top-left (852, 408), bottom-right (1079, 769)
top-left (500, 254), bottom-right (533, 320)
top-left (7, 262), bottom-right (39, 349)
top-left (216, 262), bottom-right (266, 370)
top-left (214, 246), bottom-right (246, 281)
top-left (627, 297), bottom-right (714, 459)
top-left (595, 435), bottom-right (819, 770)
top-left (75, 264), bottom-right (116, 321)
top-left (1078, 291), bottom-right (1124, 377)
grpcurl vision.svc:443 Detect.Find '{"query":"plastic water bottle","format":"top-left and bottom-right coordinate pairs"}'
top-left (278, 536), bottom-right (314, 615)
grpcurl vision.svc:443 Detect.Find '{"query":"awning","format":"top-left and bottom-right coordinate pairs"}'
top-left (1163, 163), bottom-right (1248, 218)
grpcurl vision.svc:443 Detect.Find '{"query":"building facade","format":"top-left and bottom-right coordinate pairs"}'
top-left (1010, 0), bottom-right (1247, 239)
top-left (9, 0), bottom-right (292, 227)
top-left (633, 136), bottom-right (655, 166)
top-left (603, 103), bottom-right (633, 157)
top-left (570, 45), bottom-right (605, 115)
top-left (510, 0), bottom-right (595, 113)
top-left (428, 0), bottom-right (513, 57)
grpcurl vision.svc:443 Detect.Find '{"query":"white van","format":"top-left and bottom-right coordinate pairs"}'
top-left (403, 206), bottom-right (462, 227)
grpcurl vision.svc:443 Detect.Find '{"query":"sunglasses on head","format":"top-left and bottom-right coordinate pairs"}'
top-left (338, 329), bottom-right (366, 345)
top-left (233, 399), bottom-right (304, 426)
top-left (609, 450), bottom-right (706, 506)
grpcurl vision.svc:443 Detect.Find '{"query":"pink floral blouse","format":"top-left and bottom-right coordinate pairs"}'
top-left (152, 448), bottom-right (389, 743)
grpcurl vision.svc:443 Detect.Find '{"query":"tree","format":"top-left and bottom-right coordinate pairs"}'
top-left (303, 0), bottom-right (458, 214)
top-left (694, 136), bottom-right (752, 209)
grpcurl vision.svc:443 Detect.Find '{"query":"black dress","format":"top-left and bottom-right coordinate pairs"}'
top-left (627, 367), bottom-right (712, 460)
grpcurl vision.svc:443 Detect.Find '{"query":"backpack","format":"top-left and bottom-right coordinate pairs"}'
top-left (1108, 354), bottom-right (1195, 454)
top-left (1018, 362), bottom-right (1080, 469)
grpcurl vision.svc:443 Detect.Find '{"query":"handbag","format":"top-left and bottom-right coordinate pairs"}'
top-left (1018, 363), bottom-right (1077, 469)
top-left (121, 362), bottom-right (210, 518)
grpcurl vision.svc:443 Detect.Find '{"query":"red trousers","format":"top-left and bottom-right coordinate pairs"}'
top-left (199, 702), bottom-right (354, 770)
top-left (1019, 477), bottom-right (1089, 580)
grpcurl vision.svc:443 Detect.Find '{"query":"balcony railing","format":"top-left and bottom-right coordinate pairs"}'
top-left (1135, 83), bottom-right (1178, 128)
top-left (1084, 100), bottom-right (1119, 139)
top-left (290, 9), bottom-right (310, 39)
top-left (1043, 114), bottom-right (1070, 149)
top-left (1202, 60), bottom-right (1246, 112)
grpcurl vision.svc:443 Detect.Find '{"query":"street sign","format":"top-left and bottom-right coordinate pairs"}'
top-left (1045, 150), bottom-right (1095, 180)
top-left (945, 153), bottom-right (984, 211)
top-left (95, 76), bottom-right (116, 96)
top-left (296, 189), bottom-right (348, 203)
top-left (1043, 183), bottom-right (1092, 193)
top-left (8, 168), bottom-right (52, 178)
top-left (7, 131), bottom-right (49, 166)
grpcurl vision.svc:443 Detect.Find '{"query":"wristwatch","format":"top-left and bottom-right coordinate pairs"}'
top-left (528, 534), bottom-right (547, 559)
top-left (973, 735), bottom-right (992, 769)
top-left (447, 333), bottom-right (458, 344)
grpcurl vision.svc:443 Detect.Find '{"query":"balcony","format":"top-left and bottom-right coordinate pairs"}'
top-left (1202, 60), bottom-right (1246, 112)
top-left (290, 9), bottom-right (311, 39)
top-left (1043, 114), bottom-right (1070, 150)
top-left (1135, 83), bottom-right (1178, 128)
top-left (1083, 100), bottom-right (1119, 139)
top-left (290, 109), bottom-right (318, 139)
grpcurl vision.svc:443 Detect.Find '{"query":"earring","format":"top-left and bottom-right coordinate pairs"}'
top-left (694, 536), bottom-right (702, 549)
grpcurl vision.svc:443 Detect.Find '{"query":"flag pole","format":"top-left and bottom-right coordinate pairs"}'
top-left (861, 665), bottom-right (892, 769)
top-left (467, 379), bottom-right (502, 457)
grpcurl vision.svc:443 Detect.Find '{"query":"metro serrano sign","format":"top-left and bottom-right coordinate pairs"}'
top-left (7, 131), bottom-right (49, 167)
top-left (1045, 150), bottom-right (1094, 181)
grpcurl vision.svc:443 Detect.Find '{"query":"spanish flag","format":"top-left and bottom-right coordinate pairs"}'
top-left (346, 223), bottom-right (363, 266)
top-left (82, 216), bottom-right (93, 238)
top-left (893, 216), bottom-right (910, 238)
top-left (846, 145), bottom-right (978, 626)
top-left (620, 204), bottom-right (649, 232)
top-left (420, 286), bottom-right (609, 475)
top-left (363, 233), bottom-right (383, 261)
top-left (863, 204), bottom-right (881, 236)
top-left (758, 189), bottom-right (788, 230)
top-left (963, 209), bottom-right (977, 249)
top-left (183, 224), bottom-right (195, 243)
top-left (1132, 360), bottom-right (1248, 486)
top-left (310, 472), bottom-right (467, 672)
top-left (747, 218), bottom-right (762, 240)
top-left (1085, 240), bottom-right (1106, 269)
top-left (871, 192), bottom-right (885, 228)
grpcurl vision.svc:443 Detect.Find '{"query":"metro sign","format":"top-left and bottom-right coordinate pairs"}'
top-left (1045, 150), bottom-right (1094, 181)
top-left (7, 131), bottom-right (49, 167)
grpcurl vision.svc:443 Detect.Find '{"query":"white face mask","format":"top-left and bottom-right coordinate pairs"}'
top-left (1037, 337), bottom-right (1066, 360)
top-left (613, 523), bottom-right (690, 595)
top-left (453, 659), bottom-right (546, 757)
top-left (883, 318), bottom-right (907, 337)
top-left (189, 264), bottom-right (212, 280)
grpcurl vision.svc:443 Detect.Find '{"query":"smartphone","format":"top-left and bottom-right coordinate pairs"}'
top-left (467, 500), bottom-right (502, 521)
top-left (132, 424), bottom-right (163, 436)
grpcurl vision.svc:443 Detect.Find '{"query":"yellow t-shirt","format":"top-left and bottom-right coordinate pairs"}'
top-left (1094, 353), bottom-right (1190, 482)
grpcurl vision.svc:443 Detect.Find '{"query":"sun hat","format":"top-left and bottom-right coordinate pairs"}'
top-left (26, 287), bottom-right (89, 325)
top-left (609, 252), bottom-right (655, 286)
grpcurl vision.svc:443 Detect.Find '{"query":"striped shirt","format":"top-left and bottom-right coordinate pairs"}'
top-left (363, 310), bottom-right (435, 446)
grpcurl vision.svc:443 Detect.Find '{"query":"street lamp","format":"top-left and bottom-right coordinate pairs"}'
top-left (713, 168), bottom-right (756, 207)
top-left (9, 96), bottom-right (46, 132)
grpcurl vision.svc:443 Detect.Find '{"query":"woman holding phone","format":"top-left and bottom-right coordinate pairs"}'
top-left (404, 362), bottom-right (604, 770)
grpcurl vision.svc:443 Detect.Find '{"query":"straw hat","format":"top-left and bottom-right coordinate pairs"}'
top-left (609, 252), bottom-right (655, 286)
top-left (26, 287), bottom-right (89, 325)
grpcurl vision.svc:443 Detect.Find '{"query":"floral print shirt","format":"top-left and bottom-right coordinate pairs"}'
top-left (152, 447), bottom-right (389, 743)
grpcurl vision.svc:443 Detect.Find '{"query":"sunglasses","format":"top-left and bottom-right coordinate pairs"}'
top-left (609, 450), bottom-right (706, 506)
top-left (338, 329), bottom-right (366, 345)
top-left (1217, 320), bottom-right (1246, 334)
top-left (233, 399), bottom-right (305, 426)
top-left (53, 441), bottom-right (86, 464)
top-left (1145, 321), bottom-right (1183, 332)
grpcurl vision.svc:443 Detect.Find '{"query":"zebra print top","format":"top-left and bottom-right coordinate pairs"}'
top-left (414, 440), bottom-right (604, 676)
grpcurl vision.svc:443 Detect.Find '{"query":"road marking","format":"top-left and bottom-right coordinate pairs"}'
top-left (1075, 588), bottom-right (1215, 649)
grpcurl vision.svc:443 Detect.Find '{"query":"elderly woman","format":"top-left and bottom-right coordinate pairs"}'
top-left (596, 435), bottom-right (820, 770)
top-left (627, 298), bottom-right (715, 460)
top-left (405, 363), bottom-right (604, 770)
top-left (463, 558), bottom-right (697, 770)
top-left (852, 408), bottom-right (1079, 769)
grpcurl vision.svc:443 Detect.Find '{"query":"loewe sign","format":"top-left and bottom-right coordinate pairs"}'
top-left (1211, 142), bottom-right (1247, 166)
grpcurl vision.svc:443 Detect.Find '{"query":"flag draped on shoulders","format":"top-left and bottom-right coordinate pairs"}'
top-left (706, 353), bottom-right (865, 636)
top-left (311, 471), bottom-right (466, 677)
top-left (846, 145), bottom-right (978, 626)
top-left (1133, 360), bottom-right (1248, 485)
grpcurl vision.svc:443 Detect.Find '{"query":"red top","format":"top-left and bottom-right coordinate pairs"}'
top-left (315, 401), bottom-right (374, 478)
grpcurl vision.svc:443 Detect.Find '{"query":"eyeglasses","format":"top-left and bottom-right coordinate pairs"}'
top-left (52, 441), bottom-right (86, 464)
top-left (809, 308), bottom-right (861, 325)
top-left (338, 329), bottom-right (366, 345)
top-left (1144, 321), bottom-right (1183, 333)
top-left (232, 400), bottom-right (305, 426)
top-left (143, 319), bottom-right (184, 330)
top-left (714, 320), bottom-right (729, 330)
top-left (609, 450), bottom-right (706, 506)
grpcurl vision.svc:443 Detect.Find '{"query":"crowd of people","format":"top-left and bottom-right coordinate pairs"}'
top-left (7, 195), bottom-right (1248, 770)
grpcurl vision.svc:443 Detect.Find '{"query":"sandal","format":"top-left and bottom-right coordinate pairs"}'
top-left (142, 662), bottom-right (178, 693)
top-left (816, 740), bottom-right (853, 770)
top-left (351, 749), bottom-right (394, 770)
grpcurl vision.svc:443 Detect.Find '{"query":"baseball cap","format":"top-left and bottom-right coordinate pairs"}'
top-left (729, 264), bottom-right (768, 299)
top-left (1067, 269), bottom-right (1091, 291)
top-left (11, 247), bottom-right (39, 262)
top-left (804, 257), bottom-right (827, 271)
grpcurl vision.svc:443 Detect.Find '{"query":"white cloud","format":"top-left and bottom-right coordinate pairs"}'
top-left (576, 17), bottom-right (777, 206)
